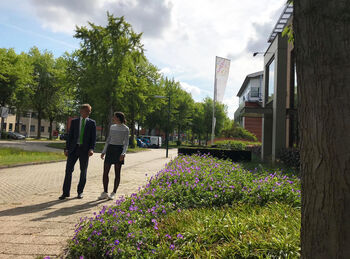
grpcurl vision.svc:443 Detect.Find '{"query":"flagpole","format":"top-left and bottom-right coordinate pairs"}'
top-left (211, 56), bottom-right (217, 146)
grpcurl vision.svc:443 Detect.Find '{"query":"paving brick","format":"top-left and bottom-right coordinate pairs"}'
top-left (0, 144), bottom-right (176, 258)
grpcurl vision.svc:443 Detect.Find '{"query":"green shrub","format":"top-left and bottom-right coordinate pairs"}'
top-left (67, 155), bottom-right (300, 258)
top-left (221, 122), bottom-right (258, 142)
top-left (215, 140), bottom-right (247, 150)
top-left (0, 131), bottom-right (8, 139)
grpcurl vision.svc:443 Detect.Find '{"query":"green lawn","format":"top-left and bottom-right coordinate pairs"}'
top-left (0, 147), bottom-right (66, 167)
top-left (46, 142), bottom-right (149, 153)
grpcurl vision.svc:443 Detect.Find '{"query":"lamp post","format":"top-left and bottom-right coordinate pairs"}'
top-left (154, 95), bottom-right (170, 158)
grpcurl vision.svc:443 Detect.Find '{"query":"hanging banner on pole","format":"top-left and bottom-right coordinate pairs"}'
top-left (1, 107), bottom-right (9, 118)
top-left (214, 56), bottom-right (230, 102)
top-left (211, 56), bottom-right (230, 144)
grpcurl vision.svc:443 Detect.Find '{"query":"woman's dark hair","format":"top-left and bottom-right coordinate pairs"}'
top-left (114, 111), bottom-right (126, 124)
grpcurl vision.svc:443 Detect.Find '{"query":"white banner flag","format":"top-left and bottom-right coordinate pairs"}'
top-left (1, 107), bottom-right (9, 118)
top-left (214, 56), bottom-right (230, 102)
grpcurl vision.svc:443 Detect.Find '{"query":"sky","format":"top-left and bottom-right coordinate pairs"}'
top-left (0, 0), bottom-right (287, 119)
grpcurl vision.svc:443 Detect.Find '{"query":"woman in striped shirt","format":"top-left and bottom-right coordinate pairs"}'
top-left (98, 112), bottom-right (129, 200)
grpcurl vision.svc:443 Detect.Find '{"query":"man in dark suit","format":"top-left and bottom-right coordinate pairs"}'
top-left (59, 104), bottom-right (96, 200)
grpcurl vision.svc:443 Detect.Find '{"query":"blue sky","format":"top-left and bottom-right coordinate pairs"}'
top-left (0, 0), bottom-right (286, 118)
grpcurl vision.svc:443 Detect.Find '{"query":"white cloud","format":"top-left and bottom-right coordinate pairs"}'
top-left (159, 67), bottom-right (171, 76)
top-left (180, 82), bottom-right (201, 98)
top-left (29, 0), bottom-right (173, 36)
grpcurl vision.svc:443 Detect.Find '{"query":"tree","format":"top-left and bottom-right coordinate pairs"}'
top-left (28, 47), bottom-right (56, 139)
top-left (121, 57), bottom-right (161, 147)
top-left (294, 1), bottom-right (350, 257)
top-left (12, 53), bottom-right (33, 132)
top-left (0, 48), bottom-right (32, 131)
top-left (171, 85), bottom-right (194, 145)
top-left (202, 97), bottom-right (227, 144)
top-left (45, 55), bottom-right (74, 139)
top-left (74, 13), bottom-right (143, 137)
top-left (191, 102), bottom-right (205, 144)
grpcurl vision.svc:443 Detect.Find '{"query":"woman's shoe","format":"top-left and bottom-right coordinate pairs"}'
top-left (98, 192), bottom-right (109, 200)
top-left (108, 192), bottom-right (116, 200)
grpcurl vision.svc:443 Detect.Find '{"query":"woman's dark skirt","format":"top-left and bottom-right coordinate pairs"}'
top-left (105, 144), bottom-right (124, 165)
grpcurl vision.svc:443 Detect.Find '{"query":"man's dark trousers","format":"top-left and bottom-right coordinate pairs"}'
top-left (62, 145), bottom-right (90, 196)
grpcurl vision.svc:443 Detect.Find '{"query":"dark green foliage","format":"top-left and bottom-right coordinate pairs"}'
top-left (178, 147), bottom-right (251, 162)
top-left (221, 121), bottom-right (258, 142)
top-left (278, 148), bottom-right (300, 169)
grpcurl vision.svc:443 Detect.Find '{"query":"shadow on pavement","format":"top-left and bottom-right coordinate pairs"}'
top-left (0, 198), bottom-right (109, 220)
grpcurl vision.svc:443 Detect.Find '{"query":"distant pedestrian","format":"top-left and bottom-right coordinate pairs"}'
top-left (59, 104), bottom-right (96, 200)
top-left (98, 112), bottom-right (129, 200)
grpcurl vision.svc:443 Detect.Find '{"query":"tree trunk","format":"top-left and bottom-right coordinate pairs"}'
top-left (37, 111), bottom-right (42, 139)
top-left (105, 106), bottom-right (113, 140)
top-left (0, 117), bottom-right (4, 134)
top-left (294, 1), bottom-right (350, 258)
top-left (49, 118), bottom-right (53, 140)
top-left (15, 111), bottom-right (21, 132)
top-left (130, 109), bottom-right (136, 148)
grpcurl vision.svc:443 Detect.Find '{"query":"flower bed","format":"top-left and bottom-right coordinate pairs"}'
top-left (178, 147), bottom-right (252, 162)
top-left (67, 154), bottom-right (300, 258)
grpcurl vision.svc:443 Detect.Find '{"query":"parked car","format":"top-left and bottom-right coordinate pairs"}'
top-left (139, 135), bottom-right (162, 148)
top-left (59, 133), bottom-right (69, 140)
top-left (7, 132), bottom-right (26, 140)
top-left (136, 138), bottom-right (147, 148)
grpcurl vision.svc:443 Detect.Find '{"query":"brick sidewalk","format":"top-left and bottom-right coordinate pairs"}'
top-left (0, 149), bottom-right (177, 258)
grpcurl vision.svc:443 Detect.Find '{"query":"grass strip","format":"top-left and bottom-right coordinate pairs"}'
top-left (0, 147), bottom-right (66, 167)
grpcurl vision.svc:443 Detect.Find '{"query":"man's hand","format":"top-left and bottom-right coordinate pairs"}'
top-left (101, 153), bottom-right (105, 160)
top-left (120, 154), bottom-right (125, 162)
top-left (64, 150), bottom-right (68, 157)
top-left (88, 149), bottom-right (94, 157)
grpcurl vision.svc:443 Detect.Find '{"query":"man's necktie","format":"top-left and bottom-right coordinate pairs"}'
top-left (79, 118), bottom-right (85, 144)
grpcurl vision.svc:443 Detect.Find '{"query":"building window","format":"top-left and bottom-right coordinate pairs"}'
top-left (48, 126), bottom-right (52, 133)
top-left (9, 123), bottom-right (13, 131)
top-left (41, 126), bottom-right (45, 132)
top-left (250, 87), bottom-right (260, 98)
top-left (3, 123), bottom-right (7, 130)
top-left (21, 125), bottom-right (26, 132)
top-left (30, 125), bottom-right (35, 132)
top-left (267, 58), bottom-right (275, 102)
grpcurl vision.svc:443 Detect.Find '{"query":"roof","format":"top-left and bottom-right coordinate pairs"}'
top-left (236, 71), bottom-right (263, 97)
top-left (268, 3), bottom-right (293, 43)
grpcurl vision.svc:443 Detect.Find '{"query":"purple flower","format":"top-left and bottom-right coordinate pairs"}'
top-left (177, 233), bottom-right (184, 239)
top-left (170, 244), bottom-right (175, 250)
top-left (114, 239), bottom-right (120, 245)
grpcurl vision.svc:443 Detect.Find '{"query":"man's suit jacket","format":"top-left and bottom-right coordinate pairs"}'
top-left (65, 117), bottom-right (96, 154)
